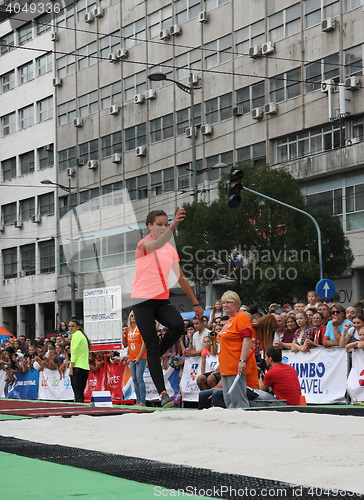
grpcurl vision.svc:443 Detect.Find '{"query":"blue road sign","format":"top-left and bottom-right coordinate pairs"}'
top-left (316, 279), bottom-right (335, 300)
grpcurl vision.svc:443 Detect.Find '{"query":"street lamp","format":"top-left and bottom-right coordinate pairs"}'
top-left (41, 178), bottom-right (77, 318)
top-left (148, 72), bottom-right (201, 202)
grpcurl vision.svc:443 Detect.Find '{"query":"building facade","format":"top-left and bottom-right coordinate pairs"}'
top-left (1, 0), bottom-right (364, 337)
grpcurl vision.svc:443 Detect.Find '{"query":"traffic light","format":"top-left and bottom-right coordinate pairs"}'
top-left (228, 168), bottom-right (244, 207)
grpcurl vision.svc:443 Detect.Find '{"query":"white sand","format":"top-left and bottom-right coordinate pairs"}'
top-left (1, 408), bottom-right (363, 494)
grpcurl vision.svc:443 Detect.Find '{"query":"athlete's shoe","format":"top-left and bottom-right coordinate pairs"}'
top-left (160, 392), bottom-right (174, 408)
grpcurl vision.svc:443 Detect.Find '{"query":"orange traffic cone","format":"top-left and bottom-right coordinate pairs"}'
top-left (299, 395), bottom-right (307, 406)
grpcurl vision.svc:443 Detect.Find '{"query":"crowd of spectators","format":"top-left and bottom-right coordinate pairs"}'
top-left (1, 292), bottom-right (364, 407)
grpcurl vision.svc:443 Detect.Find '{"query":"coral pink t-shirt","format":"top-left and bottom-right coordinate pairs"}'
top-left (131, 234), bottom-right (180, 300)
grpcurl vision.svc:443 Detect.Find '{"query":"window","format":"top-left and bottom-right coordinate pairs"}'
top-left (56, 54), bottom-right (76, 78)
top-left (125, 124), bottom-right (146, 151)
top-left (56, 3), bottom-right (75, 29)
top-left (3, 203), bottom-right (17, 226)
top-left (175, 0), bottom-right (200, 24)
top-left (100, 81), bottom-right (122, 110)
top-left (304, 0), bottom-right (321, 28)
top-left (102, 182), bottom-right (123, 207)
top-left (175, 49), bottom-right (201, 81)
top-left (18, 23), bottom-right (33, 45)
top-left (138, 175), bottom-right (148, 200)
top-left (78, 90), bottom-right (98, 117)
top-left (123, 20), bottom-right (145, 49)
top-left (344, 0), bottom-right (362, 11)
top-left (150, 113), bottom-right (173, 143)
top-left (345, 46), bottom-right (363, 77)
top-left (236, 86), bottom-right (250, 113)
top-left (20, 151), bottom-right (35, 175)
top-left (1, 70), bottom-right (15, 94)
top-left (151, 167), bottom-right (175, 195)
top-left (76, 0), bottom-right (96, 23)
top-left (101, 132), bottom-right (122, 157)
top-left (79, 139), bottom-right (99, 161)
top-left (3, 248), bottom-right (17, 279)
top-left (1, 112), bottom-right (16, 136)
top-left (251, 82), bottom-right (265, 108)
top-left (0, 32), bottom-right (15, 55)
top-left (324, 53), bottom-right (339, 81)
top-left (270, 68), bottom-right (301, 102)
top-left (36, 13), bottom-right (52, 35)
top-left (99, 31), bottom-right (120, 58)
top-left (39, 192), bottom-right (54, 215)
top-left (19, 61), bottom-right (33, 85)
top-left (124, 70), bottom-right (146, 101)
top-left (102, 233), bottom-right (124, 268)
top-left (204, 0), bottom-right (230, 9)
top-left (305, 60), bottom-right (321, 92)
top-left (19, 105), bottom-right (34, 130)
top-left (21, 198), bottom-right (35, 221)
top-left (205, 98), bottom-right (218, 124)
top-left (39, 240), bottom-right (55, 273)
top-left (2, 157), bottom-right (16, 180)
top-left (37, 96), bottom-right (53, 122)
top-left (268, 4), bottom-right (301, 42)
top-left (346, 183), bottom-right (364, 230)
top-left (126, 178), bottom-right (137, 200)
top-left (235, 26), bottom-right (249, 56)
top-left (206, 152), bottom-right (232, 181)
top-left (21, 244), bottom-right (36, 276)
top-left (307, 189), bottom-right (342, 215)
top-left (178, 164), bottom-right (190, 190)
top-left (177, 108), bottom-right (189, 135)
top-left (78, 41), bottom-right (97, 71)
top-left (57, 99), bottom-right (76, 125)
top-left (204, 35), bottom-right (232, 69)
top-left (36, 53), bottom-right (53, 76)
top-left (38, 147), bottom-right (54, 169)
top-left (58, 147), bottom-right (76, 172)
top-left (148, 5), bottom-right (172, 38)
top-left (237, 142), bottom-right (266, 166)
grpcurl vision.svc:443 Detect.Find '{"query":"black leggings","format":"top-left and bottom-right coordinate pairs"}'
top-left (133, 299), bottom-right (184, 394)
top-left (71, 367), bottom-right (89, 403)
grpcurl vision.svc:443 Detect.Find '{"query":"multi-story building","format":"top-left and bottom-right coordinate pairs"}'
top-left (1, 0), bottom-right (363, 337)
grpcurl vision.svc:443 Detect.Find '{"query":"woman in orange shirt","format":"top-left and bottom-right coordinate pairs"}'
top-left (219, 290), bottom-right (254, 408)
top-left (123, 311), bottom-right (147, 406)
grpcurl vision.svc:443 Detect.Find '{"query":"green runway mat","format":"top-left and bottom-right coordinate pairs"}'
top-left (0, 452), bottom-right (204, 500)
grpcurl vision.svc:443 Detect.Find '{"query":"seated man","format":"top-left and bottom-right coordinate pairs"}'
top-left (258, 346), bottom-right (301, 406)
top-left (183, 317), bottom-right (210, 357)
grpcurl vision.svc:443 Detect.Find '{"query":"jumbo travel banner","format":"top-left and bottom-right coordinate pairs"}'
top-left (180, 356), bottom-right (202, 402)
top-left (282, 347), bottom-right (347, 404)
top-left (38, 368), bottom-right (74, 401)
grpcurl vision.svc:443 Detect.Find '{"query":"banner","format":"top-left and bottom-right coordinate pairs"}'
top-left (38, 368), bottom-right (74, 401)
top-left (180, 356), bottom-right (202, 402)
top-left (5, 369), bottom-right (39, 400)
top-left (0, 370), bottom-right (5, 398)
top-left (84, 369), bottom-right (105, 403)
top-left (205, 355), bottom-right (219, 373)
top-left (106, 362), bottom-right (123, 401)
top-left (282, 348), bottom-right (347, 404)
top-left (143, 365), bottom-right (179, 401)
top-left (346, 349), bottom-right (364, 402)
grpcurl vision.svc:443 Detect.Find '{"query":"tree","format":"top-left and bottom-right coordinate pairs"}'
top-left (176, 163), bottom-right (353, 309)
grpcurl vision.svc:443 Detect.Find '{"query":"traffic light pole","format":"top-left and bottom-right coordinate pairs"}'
top-left (242, 186), bottom-right (323, 280)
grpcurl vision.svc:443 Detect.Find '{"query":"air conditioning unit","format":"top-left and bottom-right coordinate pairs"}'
top-left (76, 157), bottom-right (85, 166)
top-left (262, 41), bottom-right (275, 55)
top-left (74, 117), bottom-right (83, 127)
top-left (190, 73), bottom-right (200, 85)
top-left (345, 138), bottom-right (360, 146)
top-left (51, 31), bottom-right (58, 42)
top-left (144, 89), bottom-right (156, 100)
top-left (252, 107), bottom-right (263, 119)
top-left (134, 93), bottom-right (145, 104)
top-left (322, 17), bottom-right (336, 32)
top-left (109, 104), bottom-right (120, 115)
top-left (321, 79), bottom-right (334, 93)
top-left (67, 167), bottom-right (76, 177)
top-left (53, 77), bottom-right (62, 87)
top-left (112, 153), bottom-right (121, 163)
top-left (108, 52), bottom-right (118, 62)
top-left (264, 102), bottom-right (278, 115)
top-left (185, 127), bottom-right (197, 138)
top-left (116, 48), bottom-right (128, 60)
top-left (159, 29), bottom-right (170, 41)
top-left (32, 214), bottom-right (41, 223)
top-left (19, 270), bottom-right (26, 277)
top-left (92, 7), bottom-right (104, 18)
top-left (43, 144), bottom-right (53, 151)
top-left (87, 160), bottom-right (98, 169)
top-left (232, 106), bottom-right (244, 117)
top-left (345, 76), bottom-right (360, 90)
top-left (135, 145), bottom-right (147, 157)
top-left (14, 220), bottom-right (23, 228)
top-left (201, 124), bottom-right (213, 136)
top-left (170, 24), bottom-right (182, 36)
top-left (249, 45), bottom-right (261, 58)
top-left (198, 11), bottom-right (208, 23)
top-left (85, 12), bottom-right (94, 23)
